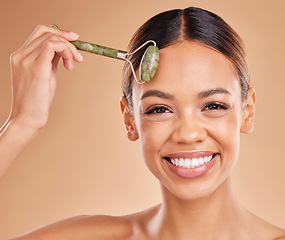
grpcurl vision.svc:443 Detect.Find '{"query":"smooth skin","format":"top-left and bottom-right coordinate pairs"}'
top-left (1, 27), bottom-right (285, 240)
top-left (0, 25), bottom-right (83, 178)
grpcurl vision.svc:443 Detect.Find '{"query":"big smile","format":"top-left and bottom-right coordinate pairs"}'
top-left (162, 152), bottom-right (219, 179)
top-left (164, 153), bottom-right (218, 169)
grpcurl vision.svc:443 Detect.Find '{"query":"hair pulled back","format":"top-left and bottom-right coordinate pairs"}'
top-left (122, 7), bottom-right (250, 108)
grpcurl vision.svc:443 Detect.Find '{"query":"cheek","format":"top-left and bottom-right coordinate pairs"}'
top-left (138, 120), bottom-right (171, 174)
top-left (208, 113), bottom-right (241, 169)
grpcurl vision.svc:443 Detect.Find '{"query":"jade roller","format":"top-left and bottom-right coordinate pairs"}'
top-left (70, 40), bottom-right (159, 84)
top-left (49, 25), bottom-right (159, 83)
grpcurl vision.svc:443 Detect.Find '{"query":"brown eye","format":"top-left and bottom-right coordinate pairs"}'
top-left (202, 102), bottom-right (229, 111)
top-left (145, 106), bottom-right (172, 114)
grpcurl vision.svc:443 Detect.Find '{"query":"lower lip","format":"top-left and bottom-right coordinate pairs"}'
top-left (164, 155), bottom-right (218, 179)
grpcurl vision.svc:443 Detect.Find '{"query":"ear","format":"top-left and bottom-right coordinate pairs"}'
top-left (240, 87), bottom-right (256, 134)
top-left (120, 96), bottom-right (139, 141)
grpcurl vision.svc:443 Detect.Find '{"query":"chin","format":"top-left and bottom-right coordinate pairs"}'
top-left (160, 178), bottom-right (223, 202)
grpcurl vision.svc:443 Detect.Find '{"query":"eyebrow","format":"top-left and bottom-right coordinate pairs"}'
top-left (198, 88), bottom-right (232, 98)
top-left (140, 90), bottom-right (175, 101)
top-left (140, 88), bottom-right (232, 101)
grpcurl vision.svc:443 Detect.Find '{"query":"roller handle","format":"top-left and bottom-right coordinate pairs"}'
top-left (70, 40), bottom-right (127, 60)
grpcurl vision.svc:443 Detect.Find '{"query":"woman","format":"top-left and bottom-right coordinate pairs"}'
top-left (1, 6), bottom-right (285, 240)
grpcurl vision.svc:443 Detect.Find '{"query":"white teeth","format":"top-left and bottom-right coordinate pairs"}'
top-left (192, 158), bottom-right (198, 168)
top-left (175, 158), bottom-right (179, 166)
top-left (198, 157), bottom-right (204, 165)
top-left (179, 158), bottom-right (184, 167)
top-left (185, 158), bottom-right (191, 168)
top-left (169, 154), bottom-right (215, 168)
top-left (204, 156), bottom-right (209, 163)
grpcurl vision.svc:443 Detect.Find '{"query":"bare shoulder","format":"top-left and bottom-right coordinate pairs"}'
top-left (6, 205), bottom-right (159, 240)
top-left (265, 223), bottom-right (285, 240)
top-left (7, 214), bottom-right (136, 240)
top-left (275, 236), bottom-right (285, 240)
top-left (272, 229), bottom-right (285, 240)
top-left (272, 228), bottom-right (285, 240)
top-left (247, 211), bottom-right (285, 240)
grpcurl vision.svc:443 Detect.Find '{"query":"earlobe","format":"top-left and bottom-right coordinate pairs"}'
top-left (120, 96), bottom-right (139, 141)
top-left (127, 126), bottom-right (139, 141)
top-left (240, 87), bottom-right (256, 134)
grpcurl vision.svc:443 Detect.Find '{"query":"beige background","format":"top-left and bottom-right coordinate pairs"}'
top-left (0, 0), bottom-right (284, 238)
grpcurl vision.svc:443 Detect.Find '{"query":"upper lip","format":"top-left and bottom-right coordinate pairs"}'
top-left (163, 151), bottom-right (217, 159)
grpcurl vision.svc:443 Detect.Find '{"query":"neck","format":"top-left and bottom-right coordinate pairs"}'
top-left (149, 177), bottom-right (249, 240)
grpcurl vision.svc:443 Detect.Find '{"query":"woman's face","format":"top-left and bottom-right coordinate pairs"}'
top-left (124, 41), bottom-right (253, 200)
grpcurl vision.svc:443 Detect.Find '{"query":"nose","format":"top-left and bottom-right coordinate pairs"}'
top-left (171, 113), bottom-right (207, 145)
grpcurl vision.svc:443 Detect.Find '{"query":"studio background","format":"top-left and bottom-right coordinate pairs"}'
top-left (0, 0), bottom-right (284, 238)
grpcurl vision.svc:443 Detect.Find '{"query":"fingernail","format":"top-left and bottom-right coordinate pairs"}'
top-left (70, 32), bottom-right (79, 38)
top-left (78, 52), bottom-right (84, 61)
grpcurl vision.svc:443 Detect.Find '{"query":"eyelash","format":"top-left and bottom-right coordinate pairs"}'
top-left (202, 102), bottom-right (230, 111)
top-left (144, 105), bottom-right (172, 114)
top-left (144, 102), bottom-right (229, 115)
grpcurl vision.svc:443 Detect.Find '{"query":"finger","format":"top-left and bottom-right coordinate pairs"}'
top-left (52, 54), bottom-right (60, 72)
top-left (49, 60), bottom-right (58, 104)
top-left (57, 37), bottom-right (83, 63)
top-left (22, 33), bottom-right (83, 63)
top-left (22, 24), bottom-right (79, 48)
top-left (36, 40), bottom-right (75, 71)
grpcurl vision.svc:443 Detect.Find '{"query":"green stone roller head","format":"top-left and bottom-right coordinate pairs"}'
top-left (139, 45), bottom-right (159, 82)
top-left (70, 40), bottom-right (159, 84)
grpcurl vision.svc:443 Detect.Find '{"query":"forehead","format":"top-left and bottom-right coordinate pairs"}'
top-left (133, 41), bottom-right (240, 100)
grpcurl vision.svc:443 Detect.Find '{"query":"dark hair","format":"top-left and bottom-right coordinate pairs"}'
top-left (122, 7), bottom-right (250, 108)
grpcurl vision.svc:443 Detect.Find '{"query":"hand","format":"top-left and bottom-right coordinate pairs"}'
top-left (8, 24), bottom-right (83, 131)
